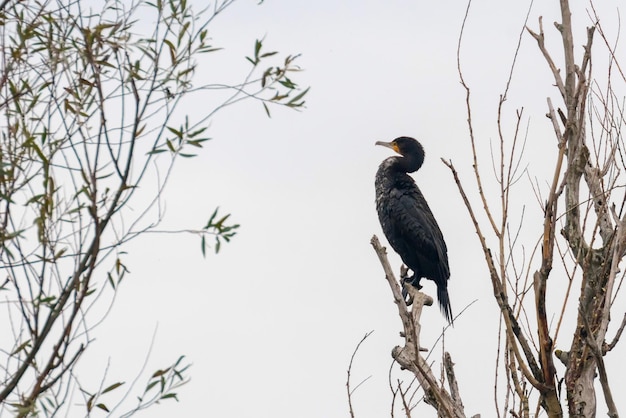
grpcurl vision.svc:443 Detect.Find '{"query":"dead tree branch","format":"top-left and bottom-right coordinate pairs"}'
top-left (371, 235), bottom-right (469, 418)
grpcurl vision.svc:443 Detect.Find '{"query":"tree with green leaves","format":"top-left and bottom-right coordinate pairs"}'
top-left (0, 0), bottom-right (307, 416)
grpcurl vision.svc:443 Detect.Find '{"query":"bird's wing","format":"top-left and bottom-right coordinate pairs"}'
top-left (389, 186), bottom-right (450, 277)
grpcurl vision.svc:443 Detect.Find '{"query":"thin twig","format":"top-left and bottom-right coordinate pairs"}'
top-left (346, 331), bottom-right (374, 418)
top-left (457, 0), bottom-right (500, 238)
top-left (441, 159), bottom-right (544, 390)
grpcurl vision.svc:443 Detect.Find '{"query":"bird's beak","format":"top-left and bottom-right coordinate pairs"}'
top-left (375, 141), bottom-right (400, 154)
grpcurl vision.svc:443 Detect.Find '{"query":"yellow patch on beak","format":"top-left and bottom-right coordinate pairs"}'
top-left (375, 140), bottom-right (400, 154)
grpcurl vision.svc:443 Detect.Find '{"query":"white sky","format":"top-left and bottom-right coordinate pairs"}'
top-left (80, 1), bottom-right (626, 417)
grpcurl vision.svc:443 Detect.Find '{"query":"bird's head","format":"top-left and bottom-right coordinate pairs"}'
top-left (375, 137), bottom-right (423, 156)
top-left (375, 137), bottom-right (425, 172)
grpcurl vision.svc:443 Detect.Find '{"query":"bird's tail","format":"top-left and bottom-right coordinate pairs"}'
top-left (437, 285), bottom-right (453, 325)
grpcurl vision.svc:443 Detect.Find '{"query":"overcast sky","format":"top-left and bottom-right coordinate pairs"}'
top-left (82, 1), bottom-right (626, 417)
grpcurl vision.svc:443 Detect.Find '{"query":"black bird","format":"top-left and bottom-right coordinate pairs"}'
top-left (375, 137), bottom-right (452, 323)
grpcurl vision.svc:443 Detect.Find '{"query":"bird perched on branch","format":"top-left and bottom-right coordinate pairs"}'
top-left (375, 136), bottom-right (452, 323)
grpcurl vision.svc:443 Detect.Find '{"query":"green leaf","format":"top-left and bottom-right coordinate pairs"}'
top-left (215, 213), bottom-right (231, 228)
top-left (64, 99), bottom-right (76, 114)
top-left (164, 38), bottom-right (176, 64)
top-left (160, 393), bottom-right (179, 401)
top-left (177, 67), bottom-right (194, 79)
top-left (107, 272), bottom-right (116, 289)
top-left (166, 126), bottom-right (183, 139)
top-left (261, 67), bottom-right (272, 88)
top-left (102, 382), bottom-right (125, 394)
top-left (174, 355), bottom-right (186, 367)
top-left (11, 340), bottom-right (31, 355)
top-left (38, 295), bottom-right (56, 304)
top-left (199, 46), bottom-right (222, 54)
top-left (95, 59), bottom-right (115, 68)
top-left (86, 394), bottom-right (95, 411)
top-left (135, 124), bottom-right (146, 137)
top-left (205, 207), bottom-right (219, 228)
top-left (152, 368), bottom-right (170, 378)
top-left (278, 77), bottom-right (296, 89)
top-left (188, 127), bottom-right (207, 138)
top-left (187, 138), bottom-right (211, 147)
top-left (270, 93), bottom-right (289, 102)
top-left (54, 248), bottom-right (67, 260)
top-left (287, 87), bottom-right (310, 107)
top-left (178, 21), bottom-right (190, 46)
top-left (96, 403), bottom-right (110, 412)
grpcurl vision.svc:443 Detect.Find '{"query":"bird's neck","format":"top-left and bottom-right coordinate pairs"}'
top-left (376, 158), bottom-right (418, 192)
top-left (389, 154), bottom-right (423, 174)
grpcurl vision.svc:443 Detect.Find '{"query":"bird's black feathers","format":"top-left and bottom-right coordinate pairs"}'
top-left (375, 137), bottom-right (453, 323)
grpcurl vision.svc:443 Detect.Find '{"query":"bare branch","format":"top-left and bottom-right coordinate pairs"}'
top-left (444, 352), bottom-right (466, 413)
top-left (457, 0), bottom-right (501, 238)
top-left (371, 235), bottom-right (468, 418)
top-left (527, 17), bottom-right (567, 99)
top-left (580, 308), bottom-right (618, 417)
top-left (442, 159), bottom-right (544, 389)
top-left (346, 331), bottom-right (374, 418)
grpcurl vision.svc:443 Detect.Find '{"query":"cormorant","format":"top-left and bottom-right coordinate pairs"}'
top-left (375, 136), bottom-right (452, 323)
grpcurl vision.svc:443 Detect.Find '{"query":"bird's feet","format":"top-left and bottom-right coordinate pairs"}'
top-left (401, 275), bottom-right (422, 306)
